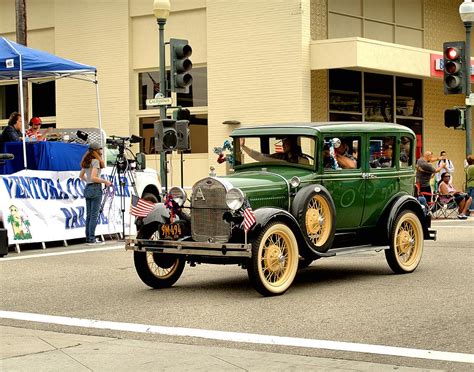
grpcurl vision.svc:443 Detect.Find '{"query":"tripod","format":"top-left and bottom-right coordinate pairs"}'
top-left (99, 143), bottom-right (138, 239)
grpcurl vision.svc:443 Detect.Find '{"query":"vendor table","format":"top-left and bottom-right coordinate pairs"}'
top-left (0, 141), bottom-right (88, 174)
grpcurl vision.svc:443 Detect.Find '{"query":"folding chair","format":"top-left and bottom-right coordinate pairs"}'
top-left (432, 193), bottom-right (459, 219)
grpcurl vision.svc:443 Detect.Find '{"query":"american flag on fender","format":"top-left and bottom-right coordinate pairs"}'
top-left (243, 199), bottom-right (256, 233)
top-left (130, 195), bottom-right (155, 217)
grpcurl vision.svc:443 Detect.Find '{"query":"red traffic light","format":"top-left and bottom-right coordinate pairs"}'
top-left (445, 47), bottom-right (460, 60)
top-left (445, 60), bottom-right (461, 74)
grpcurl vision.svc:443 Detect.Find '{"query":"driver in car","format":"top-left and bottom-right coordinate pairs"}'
top-left (240, 136), bottom-right (309, 164)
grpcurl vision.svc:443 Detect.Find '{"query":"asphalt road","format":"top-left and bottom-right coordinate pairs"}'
top-left (0, 218), bottom-right (472, 371)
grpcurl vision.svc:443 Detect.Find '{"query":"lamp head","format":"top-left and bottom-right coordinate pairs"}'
top-left (460, 0), bottom-right (474, 23)
top-left (153, 0), bottom-right (171, 19)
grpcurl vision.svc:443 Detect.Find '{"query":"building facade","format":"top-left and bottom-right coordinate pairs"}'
top-left (0, 0), bottom-right (471, 189)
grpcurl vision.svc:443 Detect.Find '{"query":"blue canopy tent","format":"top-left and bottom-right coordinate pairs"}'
top-left (0, 37), bottom-right (102, 169)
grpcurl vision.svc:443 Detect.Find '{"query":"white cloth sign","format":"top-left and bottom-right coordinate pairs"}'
top-left (0, 168), bottom-right (136, 244)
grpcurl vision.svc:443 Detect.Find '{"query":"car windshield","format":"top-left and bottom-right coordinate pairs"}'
top-left (235, 135), bottom-right (315, 167)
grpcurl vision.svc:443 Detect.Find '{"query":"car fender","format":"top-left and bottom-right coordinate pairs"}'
top-left (247, 207), bottom-right (306, 248)
top-left (378, 194), bottom-right (431, 242)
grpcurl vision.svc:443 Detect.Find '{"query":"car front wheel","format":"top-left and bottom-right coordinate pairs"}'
top-left (385, 210), bottom-right (423, 273)
top-left (247, 222), bottom-right (299, 296)
top-left (133, 223), bottom-right (185, 289)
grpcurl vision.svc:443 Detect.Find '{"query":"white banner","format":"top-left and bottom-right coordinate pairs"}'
top-left (0, 168), bottom-right (136, 244)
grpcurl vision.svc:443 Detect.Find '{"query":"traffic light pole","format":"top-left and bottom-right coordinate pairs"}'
top-left (157, 18), bottom-right (168, 193)
top-left (465, 21), bottom-right (472, 156)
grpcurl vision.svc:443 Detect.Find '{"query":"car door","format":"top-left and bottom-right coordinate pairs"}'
top-left (320, 135), bottom-right (364, 229)
top-left (360, 133), bottom-right (400, 227)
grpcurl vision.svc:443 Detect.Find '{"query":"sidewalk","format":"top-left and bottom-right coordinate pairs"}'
top-left (0, 325), bottom-right (440, 371)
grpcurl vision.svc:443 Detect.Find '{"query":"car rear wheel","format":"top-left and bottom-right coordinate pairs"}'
top-left (385, 210), bottom-right (423, 273)
top-left (247, 222), bottom-right (299, 296)
top-left (133, 223), bottom-right (185, 289)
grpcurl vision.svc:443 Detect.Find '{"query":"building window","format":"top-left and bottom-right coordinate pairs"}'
top-left (328, 69), bottom-right (423, 152)
top-left (139, 113), bottom-right (208, 155)
top-left (328, 0), bottom-right (423, 48)
top-left (32, 81), bottom-right (56, 117)
top-left (328, 69), bottom-right (362, 122)
top-left (0, 81), bottom-right (56, 120)
top-left (138, 67), bottom-right (208, 110)
top-left (0, 84), bottom-right (19, 119)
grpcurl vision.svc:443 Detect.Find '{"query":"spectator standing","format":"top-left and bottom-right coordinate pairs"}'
top-left (416, 151), bottom-right (445, 197)
top-left (25, 117), bottom-right (46, 141)
top-left (79, 142), bottom-right (112, 245)
top-left (1, 112), bottom-right (23, 142)
top-left (435, 150), bottom-right (454, 188)
top-left (465, 155), bottom-right (474, 216)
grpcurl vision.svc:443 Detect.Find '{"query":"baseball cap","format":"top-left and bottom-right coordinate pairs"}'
top-left (30, 117), bottom-right (42, 126)
top-left (89, 142), bottom-right (102, 151)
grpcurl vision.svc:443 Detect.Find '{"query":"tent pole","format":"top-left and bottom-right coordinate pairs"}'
top-left (18, 63), bottom-right (27, 169)
top-left (94, 77), bottom-right (104, 148)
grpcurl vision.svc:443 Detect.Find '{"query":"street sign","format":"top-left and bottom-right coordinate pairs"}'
top-left (146, 97), bottom-right (172, 106)
top-left (466, 93), bottom-right (474, 106)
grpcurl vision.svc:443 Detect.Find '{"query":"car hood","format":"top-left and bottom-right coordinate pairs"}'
top-left (214, 167), bottom-right (314, 210)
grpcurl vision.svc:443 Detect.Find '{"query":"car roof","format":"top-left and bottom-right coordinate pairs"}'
top-left (230, 122), bottom-right (415, 137)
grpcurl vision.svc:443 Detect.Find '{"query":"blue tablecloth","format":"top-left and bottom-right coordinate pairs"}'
top-left (0, 141), bottom-right (88, 174)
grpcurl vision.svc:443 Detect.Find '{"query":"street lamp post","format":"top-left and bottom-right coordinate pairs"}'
top-left (460, 0), bottom-right (474, 156)
top-left (153, 0), bottom-right (171, 192)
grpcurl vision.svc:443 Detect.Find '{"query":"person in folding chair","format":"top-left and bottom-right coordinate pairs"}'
top-left (438, 173), bottom-right (472, 220)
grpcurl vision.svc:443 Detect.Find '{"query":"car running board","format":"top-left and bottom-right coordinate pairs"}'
top-left (317, 244), bottom-right (389, 257)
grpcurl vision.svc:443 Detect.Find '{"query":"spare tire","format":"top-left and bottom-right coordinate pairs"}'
top-left (291, 185), bottom-right (336, 253)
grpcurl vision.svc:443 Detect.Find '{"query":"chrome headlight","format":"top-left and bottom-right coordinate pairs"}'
top-left (226, 188), bottom-right (245, 210)
top-left (289, 176), bottom-right (301, 188)
top-left (168, 186), bottom-right (187, 207)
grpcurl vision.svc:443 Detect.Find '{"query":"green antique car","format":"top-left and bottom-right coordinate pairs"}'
top-left (125, 122), bottom-right (436, 296)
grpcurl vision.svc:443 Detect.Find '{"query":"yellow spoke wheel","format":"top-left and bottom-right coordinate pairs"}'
top-left (385, 211), bottom-right (423, 273)
top-left (248, 222), bottom-right (299, 296)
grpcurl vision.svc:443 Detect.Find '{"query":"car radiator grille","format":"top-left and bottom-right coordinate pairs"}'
top-left (191, 178), bottom-right (231, 242)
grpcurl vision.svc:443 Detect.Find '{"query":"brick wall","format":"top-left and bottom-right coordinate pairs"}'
top-left (206, 0), bottom-right (312, 174)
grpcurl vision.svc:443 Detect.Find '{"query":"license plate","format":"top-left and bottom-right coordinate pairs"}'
top-left (160, 223), bottom-right (183, 240)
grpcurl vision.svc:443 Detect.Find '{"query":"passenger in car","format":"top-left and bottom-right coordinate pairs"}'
top-left (334, 141), bottom-right (357, 169)
top-left (240, 137), bottom-right (309, 164)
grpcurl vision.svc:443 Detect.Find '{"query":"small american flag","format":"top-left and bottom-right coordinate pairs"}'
top-left (274, 141), bottom-right (284, 153)
top-left (243, 199), bottom-right (256, 233)
top-left (130, 195), bottom-right (156, 217)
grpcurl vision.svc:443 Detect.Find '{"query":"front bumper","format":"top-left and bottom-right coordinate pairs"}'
top-left (125, 237), bottom-right (252, 258)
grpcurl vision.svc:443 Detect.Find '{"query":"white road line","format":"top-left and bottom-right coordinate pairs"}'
top-left (0, 310), bottom-right (472, 364)
top-left (0, 245), bottom-right (124, 261)
top-left (432, 225), bottom-right (474, 228)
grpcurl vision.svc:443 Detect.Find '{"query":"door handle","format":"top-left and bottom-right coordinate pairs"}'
top-left (362, 173), bottom-right (377, 179)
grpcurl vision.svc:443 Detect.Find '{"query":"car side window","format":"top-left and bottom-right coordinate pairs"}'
top-left (369, 136), bottom-right (395, 169)
top-left (237, 136), bottom-right (315, 166)
top-left (323, 136), bottom-right (359, 170)
top-left (399, 136), bottom-right (412, 168)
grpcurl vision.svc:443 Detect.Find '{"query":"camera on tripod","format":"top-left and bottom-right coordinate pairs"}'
top-left (106, 134), bottom-right (144, 172)
top-left (106, 134), bottom-right (143, 149)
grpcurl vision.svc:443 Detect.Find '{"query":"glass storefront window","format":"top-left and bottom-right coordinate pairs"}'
top-left (138, 67), bottom-right (208, 110)
top-left (396, 77), bottom-right (422, 118)
top-left (364, 73), bottom-right (393, 123)
top-left (329, 69), bottom-right (362, 114)
top-left (328, 69), bottom-right (423, 154)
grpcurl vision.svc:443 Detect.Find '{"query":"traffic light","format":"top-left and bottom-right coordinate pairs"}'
top-left (170, 38), bottom-right (193, 93)
top-left (443, 41), bottom-right (465, 95)
top-left (154, 119), bottom-right (190, 151)
top-left (444, 108), bottom-right (464, 129)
